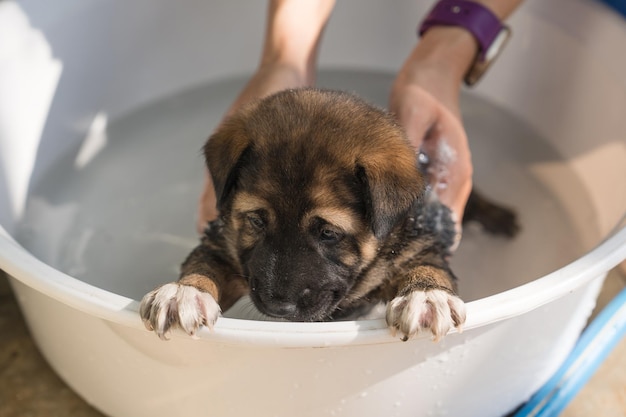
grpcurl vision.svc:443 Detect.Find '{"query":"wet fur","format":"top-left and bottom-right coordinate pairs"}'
top-left (140, 89), bottom-right (518, 340)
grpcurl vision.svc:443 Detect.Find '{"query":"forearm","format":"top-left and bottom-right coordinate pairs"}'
top-left (261, 0), bottom-right (336, 82)
top-left (222, 0), bottom-right (335, 116)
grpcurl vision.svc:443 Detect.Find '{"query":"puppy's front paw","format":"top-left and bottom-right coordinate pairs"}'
top-left (386, 289), bottom-right (466, 342)
top-left (139, 283), bottom-right (221, 340)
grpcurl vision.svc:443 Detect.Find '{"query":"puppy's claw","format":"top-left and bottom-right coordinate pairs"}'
top-left (386, 289), bottom-right (466, 342)
top-left (140, 283), bottom-right (221, 339)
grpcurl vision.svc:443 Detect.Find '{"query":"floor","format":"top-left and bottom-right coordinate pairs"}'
top-left (0, 268), bottom-right (625, 417)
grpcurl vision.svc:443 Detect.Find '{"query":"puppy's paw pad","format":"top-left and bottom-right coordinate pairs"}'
top-left (386, 289), bottom-right (466, 341)
top-left (139, 283), bottom-right (221, 340)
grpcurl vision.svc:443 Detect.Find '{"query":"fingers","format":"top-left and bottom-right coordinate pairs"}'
top-left (425, 106), bottom-right (473, 224)
top-left (390, 83), bottom-right (472, 227)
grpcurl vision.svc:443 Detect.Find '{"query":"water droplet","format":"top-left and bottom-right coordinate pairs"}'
top-left (394, 401), bottom-right (402, 408)
top-left (359, 391), bottom-right (368, 398)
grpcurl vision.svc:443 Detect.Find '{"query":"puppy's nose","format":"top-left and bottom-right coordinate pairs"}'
top-left (299, 286), bottom-right (341, 309)
top-left (266, 300), bottom-right (297, 318)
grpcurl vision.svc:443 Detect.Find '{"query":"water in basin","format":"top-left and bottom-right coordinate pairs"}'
top-left (15, 70), bottom-right (587, 306)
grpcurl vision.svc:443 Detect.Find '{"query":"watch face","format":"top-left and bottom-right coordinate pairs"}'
top-left (465, 26), bottom-right (512, 87)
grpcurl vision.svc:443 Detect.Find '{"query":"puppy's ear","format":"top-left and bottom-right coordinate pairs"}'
top-left (357, 147), bottom-right (425, 239)
top-left (203, 118), bottom-right (253, 209)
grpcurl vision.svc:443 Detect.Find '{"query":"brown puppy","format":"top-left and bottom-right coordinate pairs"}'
top-left (140, 89), bottom-right (517, 341)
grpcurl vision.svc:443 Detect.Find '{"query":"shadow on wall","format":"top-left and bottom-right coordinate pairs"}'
top-left (0, 3), bottom-right (62, 232)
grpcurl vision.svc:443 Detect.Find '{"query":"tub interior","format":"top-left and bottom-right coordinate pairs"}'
top-left (14, 69), bottom-right (592, 306)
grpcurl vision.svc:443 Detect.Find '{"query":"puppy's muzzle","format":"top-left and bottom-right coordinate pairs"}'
top-left (251, 277), bottom-right (346, 320)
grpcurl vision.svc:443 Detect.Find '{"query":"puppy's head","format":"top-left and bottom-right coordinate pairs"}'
top-left (204, 89), bottom-right (424, 320)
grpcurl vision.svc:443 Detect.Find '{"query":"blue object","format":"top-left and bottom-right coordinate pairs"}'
top-left (598, 0), bottom-right (626, 17)
top-left (513, 284), bottom-right (626, 417)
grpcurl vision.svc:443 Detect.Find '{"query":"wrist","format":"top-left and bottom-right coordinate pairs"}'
top-left (395, 26), bottom-right (477, 107)
top-left (413, 26), bottom-right (478, 85)
top-left (260, 26), bottom-right (320, 75)
top-left (258, 52), bottom-right (312, 86)
top-left (418, 0), bottom-right (517, 86)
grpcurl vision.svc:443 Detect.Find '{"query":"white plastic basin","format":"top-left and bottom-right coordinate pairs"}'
top-left (1, 1), bottom-right (625, 416)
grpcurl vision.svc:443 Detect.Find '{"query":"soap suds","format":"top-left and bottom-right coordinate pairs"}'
top-left (418, 139), bottom-right (457, 191)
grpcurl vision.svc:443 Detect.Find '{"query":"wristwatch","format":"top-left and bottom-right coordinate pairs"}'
top-left (419, 0), bottom-right (511, 86)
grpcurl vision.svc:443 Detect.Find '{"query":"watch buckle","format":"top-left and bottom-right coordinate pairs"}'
top-left (464, 26), bottom-right (512, 87)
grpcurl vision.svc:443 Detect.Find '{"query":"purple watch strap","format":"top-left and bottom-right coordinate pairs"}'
top-left (419, 0), bottom-right (505, 61)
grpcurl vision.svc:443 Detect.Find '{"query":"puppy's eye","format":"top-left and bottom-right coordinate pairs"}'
top-left (247, 213), bottom-right (265, 230)
top-left (319, 227), bottom-right (343, 243)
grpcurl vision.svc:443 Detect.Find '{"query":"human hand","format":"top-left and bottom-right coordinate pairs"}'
top-left (389, 27), bottom-right (477, 233)
top-left (389, 74), bottom-right (472, 227)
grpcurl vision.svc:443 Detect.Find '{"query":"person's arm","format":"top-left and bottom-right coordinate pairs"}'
top-left (408, 0), bottom-right (523, 103)
top-left (198, 0), bottom-right (335, 232)
top-left (223, 0), bottom-right (336, 116)
top-left (389, 0), bottom-right (523, 236)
